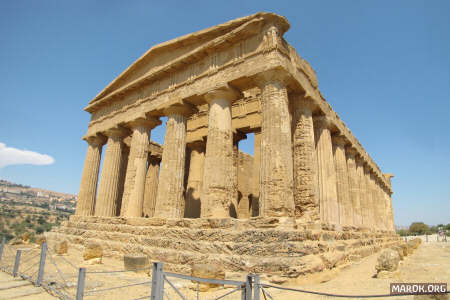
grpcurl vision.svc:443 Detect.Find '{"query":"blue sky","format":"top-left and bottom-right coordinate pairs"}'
top-left (0, 1), bottom-right (449, 226)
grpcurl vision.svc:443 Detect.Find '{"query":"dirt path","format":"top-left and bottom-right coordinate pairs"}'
top-left (269, 241), bottom-right (450, 299)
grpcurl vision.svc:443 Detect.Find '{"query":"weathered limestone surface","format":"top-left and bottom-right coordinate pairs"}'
top-left (154, 107), bottom-right (190, 218)
top-left (346, 148), bottom-right (362, 226)
top-left (143, 156), bottom-right (160, 217)
top-left (258, 71), bottom-right (295, 218)
top-left (232, 132), bottom-right (246, 218)
top-left (47, 216), bottom-right (403, 279)
top-left (332, 135), bottom-right (351, 226)
top-left (201, 87), bottom-right (237, 218)
top-left (292, 96), bottom-right (319, 222)
top-left (76, 135), bottom-right (105, 216)
top-left (251, 131), bottom-right (261, 217)
top-left (314, 116), bottom-right (339, 224)
top-left (185, 142), bottom-right (205, 218)
top-left (363, 165), bottom-right (375, 227)
top-left (356, 157), bottom-right (369, 227)
top-left (117, 145), bottom-right (130, 216)
top-left (369, 172), bottom-right (378, 229)
top-left (96, 128), bottom-right (128, 217)
top-left (237, 152), bottom-right (254, 219)
top-left (122, 118), bottom-right (160, 218)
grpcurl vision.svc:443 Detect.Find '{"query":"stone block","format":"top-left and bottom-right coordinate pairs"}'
top-left (83, 242), bottom-right (103, 261)
top-left (123, 254), bottom-right (149, 272)
top-left (54, 240), bottom-right (68, 255)
top-left (375, 248), bottom-right (400, 273)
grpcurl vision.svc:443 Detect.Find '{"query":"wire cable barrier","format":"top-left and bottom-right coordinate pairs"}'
top-left (1, 236), bottom-right (449, 300)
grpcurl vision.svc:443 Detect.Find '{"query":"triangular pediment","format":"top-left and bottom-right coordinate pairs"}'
top-left (88, 12), bottom-right (289, 107)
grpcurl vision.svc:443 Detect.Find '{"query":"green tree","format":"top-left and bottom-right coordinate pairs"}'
top-left (409, 222), bottom-right (429, 235)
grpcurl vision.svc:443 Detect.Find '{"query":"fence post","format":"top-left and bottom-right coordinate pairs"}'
top-left (151, 262), bottom-right (164, 300)
top-left (36, 242), bottom-right (47, 286)
top-left (253, 274), bottom-right (260, 300)
top-left (426, 234), bottom-right (428, 242)
top-left (242, 275), bottom-right (252, 300)
top-left (75, 267), bottom-right (86, 300)
top-left (13, 249), bottom-right (22, 277)
top-left (0, 236), bottom-right (5, 261)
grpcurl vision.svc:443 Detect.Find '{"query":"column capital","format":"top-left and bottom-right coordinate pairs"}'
top-left (204, 84), bottom-right (241, 104)
top-left (291, 94), bottom-right (316, 112)
top-left (331, 134), bottom-right (348, 147)
top-left (313, 115), bottom-right (332, 129)
top-left (383, 173), bottom-right (394, 184)
top-left (103, 126), bottom-right (130, 138)
top-left (83, 134), bottom-right (107, 147)
top-left (126, 117), bottom-right (161, 130)
top-left (254, 68), bottom-right (291, 88)
top-left (355, 155), bottom-right (365, 165)
top-left (163, 103), bottom-right (197, 117)
top-left (346, 147), bottom-right (358, 158)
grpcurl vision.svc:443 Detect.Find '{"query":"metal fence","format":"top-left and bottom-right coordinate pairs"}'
top-left (1, 236), bottom-right (449, 300)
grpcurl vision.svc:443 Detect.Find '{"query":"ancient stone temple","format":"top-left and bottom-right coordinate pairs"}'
top-left (49, 12), bottom-right (400, 281)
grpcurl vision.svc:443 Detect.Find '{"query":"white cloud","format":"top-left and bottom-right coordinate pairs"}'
top-left (0, 143), bottom-right (55, 168)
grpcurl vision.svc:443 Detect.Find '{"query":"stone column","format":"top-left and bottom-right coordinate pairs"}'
top-left (184, 141), bottom-right (205, 218)
top-left (116, 144), bottom-right (130, 216)
top-left (356, 157), bottom-right (369, 227)
top-left (257, 70), bottom-right (295, 218)
top-left (96, 127), bottom-right (129, 217)
top-left (154, 105), bottom-right (192, 218)
top-left (376, 178), bottom-right (387, 230)
top-left (76, 135), bottom-right (106, 216)
top-left (314, 116), bottom-right (339, 225)
top-left (121, 118), bottom-right (160, 218)
top-left (369, 172), bottom-right (379, 230)
top-left (346, 147), bottom-right (362, 227)
top-left (363, 164), bottom-right (375, 227)
top-left (332, 135), bottom-right (351, 226)
top-left (388, 192), bottom-right (395, 231)
top-left (201, 86), bottom-right (239, 218)
top-left (143, 155), bottom-right (161, 217)
top-left (233, 131), bottom-right (247, 219)
top-left (251, 130), bottom-right (261, 217)
top-left (292, 96), bottom-right (319, 223)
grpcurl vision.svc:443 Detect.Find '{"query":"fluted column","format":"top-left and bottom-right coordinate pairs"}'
top-left (257, 70), bottom-right (295, 218)
top-left (346, 148), bottom-right (362, 227)
top-left (116, 144), bottom-right (130, 216)
top-left (356, 157), bottom-right (369, 227)
top-left (382, 188), bottom-right (393, 231)
top-left (143, 155), bottom-right (161, 217)
top-left (154, 105), bottom-right (192, 218)
top-left (251, 130), bottom-right (261, 217)
top-left (292, 96), bottom-right (319, 222)
top-left (388, 191), bottom-right (395, 231)
top-left (369, 172), bottom-right (379, 230)
top-left (332, 135), bottom-right (351, 226)
top-left (234, 131), bottom-right (247, 219)
top-left (363, 164), bottom-right (375, 227)
top-left (314, 116), bottom-right (339, 224)
top-left (184, 141), bottom-right (205, 218)
top-left (96, 127), bottom-right (129, 217)
top-left (122, 118), bottom-right (160, 218)
top-left (384, 174), bottom-right (395, 231)
top-left (76, 135), bottom-right (106, 216)
top-left (201, 86), bottom-right (239, 218)
top-left (376, 178), bottom-right (387, 230)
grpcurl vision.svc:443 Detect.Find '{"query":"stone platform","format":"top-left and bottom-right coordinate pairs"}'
top-left (46, 216), bottom-right (402, 280)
